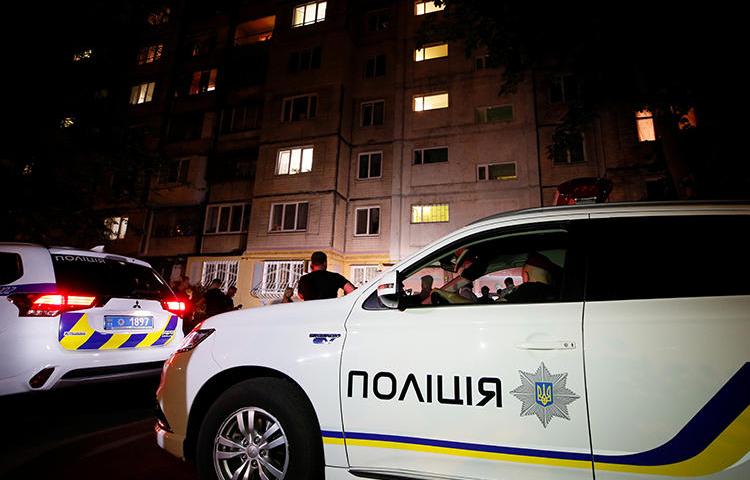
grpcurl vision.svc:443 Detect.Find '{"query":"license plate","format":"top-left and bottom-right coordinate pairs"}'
top-left (104, 315), bottom-right (154, 330)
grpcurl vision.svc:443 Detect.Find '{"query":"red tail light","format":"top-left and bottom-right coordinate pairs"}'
top-left (162, 300), bottom-right (186, 317)
top-left (9, 293), bottom-right (97, 317)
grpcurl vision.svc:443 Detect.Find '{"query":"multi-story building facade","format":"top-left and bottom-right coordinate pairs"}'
top-left (69, 0), bottom-right (666, 308)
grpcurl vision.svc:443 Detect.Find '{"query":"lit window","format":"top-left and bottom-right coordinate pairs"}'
top-left (276, 147), bottom-right (314, 175)
top-left (137, 44), bottom-right (163, 64)
top-left (361, 100), bottom-right (384, 126)
top-left (158, 159), bottom-right (190, 184)
top-left (358, 152), bottom-right (382, 179)
top-left (189, 69), bottom-right (217, 95)
top-left (415, 43), bottom-right (448, 62)
top-left (293, 1), bottom-right (327, 27)
top-left (130, 82), bottom-right (156, 104)
top-left (105, 217), bottom-right (129, 240)
top-left (355, 207), bottom-right (380, 236)
top-left (60, 116), bottom-right (76, 128)
top-left (477, 163), bottom-right (517, 181)
top-left (147, 7), bottom-right (171, 25)
top-left (259, 260), bottom-right (305, 296)
top-left (351, 265), bottom-right (379, 287)
top-left (235, 16), bottom-right (276, 45)
top-left (636, 109), bottom-right (656, 142)
top-left (413, 147), bottom-right (448, 165)
top-left (415, 1), bottom-right (445, 15)
top-left (282, 94), bottom-right (317, 122)
top-left (269, 202), bottom-right (309, 232)
top-left (413, 92), bottom-right (449, 111)
top-left (411, 204), bottom-right (449, 223)
top-left (475, 105), bottom-right (514, 123)
top-left (72, 49), bottom-right (93, 62)
top-left (204, 204), bottom-right (249, 234)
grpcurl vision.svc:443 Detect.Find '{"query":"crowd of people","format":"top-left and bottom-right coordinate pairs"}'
top-left (171, 276), bottom-right (241, 333)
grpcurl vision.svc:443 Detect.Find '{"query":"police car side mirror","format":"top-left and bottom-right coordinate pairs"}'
top-left (376, 270), bottom-right (402, 310)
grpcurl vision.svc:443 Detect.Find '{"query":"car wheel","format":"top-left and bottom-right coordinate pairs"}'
top-left (196, 377), bottom-right (323, 480)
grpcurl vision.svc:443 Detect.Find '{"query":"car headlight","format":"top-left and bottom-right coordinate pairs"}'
top-left (176, 328), bottom-right (215, 354)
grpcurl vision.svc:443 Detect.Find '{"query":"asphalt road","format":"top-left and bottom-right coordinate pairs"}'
top-left (0, 377), bottom-right (198, 480)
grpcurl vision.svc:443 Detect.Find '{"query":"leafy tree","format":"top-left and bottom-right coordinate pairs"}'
top-left (420, 1), bottom-right (747, 199)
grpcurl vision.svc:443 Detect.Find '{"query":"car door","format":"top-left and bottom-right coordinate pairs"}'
top-left (582, 213), bottom-right (750, 480)
top-left (339, 219), bottom-right (594, 480)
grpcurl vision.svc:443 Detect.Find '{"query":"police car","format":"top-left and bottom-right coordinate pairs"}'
top-left (0, 244), bottom-right (185, 395)
top-left (156, 202), bottom-right (749, 480)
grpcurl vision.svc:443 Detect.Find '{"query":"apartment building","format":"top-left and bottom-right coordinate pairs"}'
top-left (77, 0), bottom-right (666, 308)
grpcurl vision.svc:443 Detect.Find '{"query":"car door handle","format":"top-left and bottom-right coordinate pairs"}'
top-left (516, 341), bottom-right (576, 350)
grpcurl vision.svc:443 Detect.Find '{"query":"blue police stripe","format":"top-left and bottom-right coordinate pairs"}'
top-left (0, 283), bottom-right (57, 296)
top-left (119, 333), bottom-right (148, 349)
top-left (78, 331), bottom-right (113, 350)
top-left (151, 316), bottom-right (178, 346)
top-left (58, 312), bottom-right (85, 341)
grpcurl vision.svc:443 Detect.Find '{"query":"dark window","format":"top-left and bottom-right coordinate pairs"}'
top-left (361, 101), bottom-right (384, 126)
top-left (189, 36), bottom-right (215, 58)
top-left (367, 12), bottom-right (390, 31)
top-left (52, 256), bottom-right (173, 300)
top-left (282, 95), bottom-right (317, 122)
top-left (414, 147), bottom-right (448, 165)
top-left (586, 216), bottom-right (750, 301)
top-left (0, 253), bottom-right (23, 284)
top-left (152, 209), bottom-right (200, 237)
top-left (158, 159), bottom-right (190, 185)
top-left (167, 112), bottom-right (204, 142)
top-left (552, 135), bottom-right (585, 165)
top-left (549, 74), bottom-right (581, 104)
top-left (365, 54), bottom-right (386, 78)
top-left (358, 152), bottom-right (382, 179)
top-left (355, 207), bottom-right (380, 235)
top-left (220, 104), bottom-right (262, 134)
top-left (475, 105), bottom-right (513, 124)
top-left (288, 46), bottom-right (322, 73)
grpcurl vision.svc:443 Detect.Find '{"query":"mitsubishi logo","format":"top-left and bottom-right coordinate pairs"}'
top-left (132, 301), bottom-right (142, 309)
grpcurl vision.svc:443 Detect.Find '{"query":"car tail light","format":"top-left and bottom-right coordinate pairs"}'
top-left (9, 293), bottom-right (97, 317)
top-left (162, 299), bottom-right (186, 317)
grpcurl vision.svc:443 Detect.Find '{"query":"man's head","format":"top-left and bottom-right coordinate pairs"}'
top-left (283, 286), bottom-right (294, 298)
top-left (420, 275), bottom-right (434, 291)
top-left (481, 285), bottom-right (490, 296)
top-left (504, 277), bottom-right (515, 287)
top-left (310, 251), bottom-right (327, 271)
top-left (227, 286), bottom-right (237, 298)
top-left (522, 252), bottom-right (556, 285)
top-left (209, 278), bottom-right (222, 289)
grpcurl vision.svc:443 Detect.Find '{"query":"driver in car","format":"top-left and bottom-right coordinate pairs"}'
top-left (501, 251), bottom-right (558, 303)
top-left (430, 249), bottom-right (480, 305)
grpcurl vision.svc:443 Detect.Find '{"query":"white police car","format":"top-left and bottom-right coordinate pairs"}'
top-left (156, 202), bottom-right (749, 480)
top-left (0, 244), bottom-right (184, 395)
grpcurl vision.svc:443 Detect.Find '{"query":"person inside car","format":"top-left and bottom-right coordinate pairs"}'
top-left (430, 249), bottom-right (481, 305)
top-left (502, 252), bottom-right (558, 303)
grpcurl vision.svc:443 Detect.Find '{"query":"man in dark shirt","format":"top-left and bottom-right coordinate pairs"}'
top-left (297, 251), bottom-right (356, 301)
top-left (202, 278), bottom-right (230, 318)
top-left (503, 252), bottom-right (558, 303)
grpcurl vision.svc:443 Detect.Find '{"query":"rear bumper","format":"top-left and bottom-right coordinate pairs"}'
top-left (156, 423), bottom-right (186, 459)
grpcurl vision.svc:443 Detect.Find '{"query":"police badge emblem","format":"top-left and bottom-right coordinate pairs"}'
top-left (510, 363), bottom-right (580, 428)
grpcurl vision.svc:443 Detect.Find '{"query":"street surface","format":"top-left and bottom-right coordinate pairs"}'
top-left (0, 377), bottom-right (197, 480)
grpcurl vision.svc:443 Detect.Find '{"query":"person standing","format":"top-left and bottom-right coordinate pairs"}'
top-left (477, 285), bottom-right (494, 304)
top-left (201, 278), bottom-right (230, 318)
top-left (297, 251), bottom-right (355, 301)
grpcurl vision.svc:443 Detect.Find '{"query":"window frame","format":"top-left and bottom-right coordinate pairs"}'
top-left (477, 162), bottom-right (518, 181)
top-left (475, 104), bottom-right (514, 124)
top-left (357, 151), bottom-right (383, 180)
top-left (354, 206), bottom-right (381, 237)
top-left (292, 1), bottom-right (327, 28)
top-left (137, 44), bottom-right (164, 64)
top-left (204, 203), bottom-right (249, 235)
top-left (129, 82), bottom-right (156, 105)
top-left (552, 134), bottom-right (587, 165)
top-left (188, 68), bottom-right (218, 95)
top-left (260, 260), bottom-right (306, 296)
top-left (104, 216), bottom-right (129, 240)
top-left (351, 265), bottom-right (380, 287)
top-left (268, 201), bottom-right (309, 232)
top-left (411, 204), bottom-right (450, 224)
top-left (275, 146), bottom-right (314, 175)
top-left (413, 92), bottom-right (449, 111)
top-left (636, 109), bottom-right (657, 142)
top-left (414, 1), bottom-right (445, 15)
top-left (157, 158), bottom-right (191, 185)
top-left (281, 94), bottom-right (318, 122)
top-left (361, 100), bottom-right (385, 127)
top-left (364, 54), bottom-right (386, 79)
top-left (413, 146), bottom-right (448, 165)
top-left (414, 42), bottom-right (449, 62)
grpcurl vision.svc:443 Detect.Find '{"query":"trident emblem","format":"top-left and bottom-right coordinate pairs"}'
top-left (535, 382), bottom-right (554, 407)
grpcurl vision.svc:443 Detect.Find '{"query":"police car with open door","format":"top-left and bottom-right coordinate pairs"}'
top-left (0, 244), bottom-right (185, 395)
top-left (156, 202), bottom-right (749, 480)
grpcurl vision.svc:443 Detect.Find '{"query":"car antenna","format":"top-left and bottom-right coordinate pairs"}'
top-left (90, 245), bottom-right (106, 253)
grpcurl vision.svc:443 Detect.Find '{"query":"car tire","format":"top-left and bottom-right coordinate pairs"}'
top-left (196, 377), bottom-right (323, 480)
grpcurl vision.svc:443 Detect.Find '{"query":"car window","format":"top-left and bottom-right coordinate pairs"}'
top-left (52, 254), bottom-right (174, 300)
top-left (399, 229), bottom-right (570, 307)
top-left (0, 252), bottom-right (23, 285)
top-left (586, 215), bottom-right (750, 301)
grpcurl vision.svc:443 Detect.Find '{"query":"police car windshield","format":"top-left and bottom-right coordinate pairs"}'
top-left (52, 254), bottom-right (173, 300)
